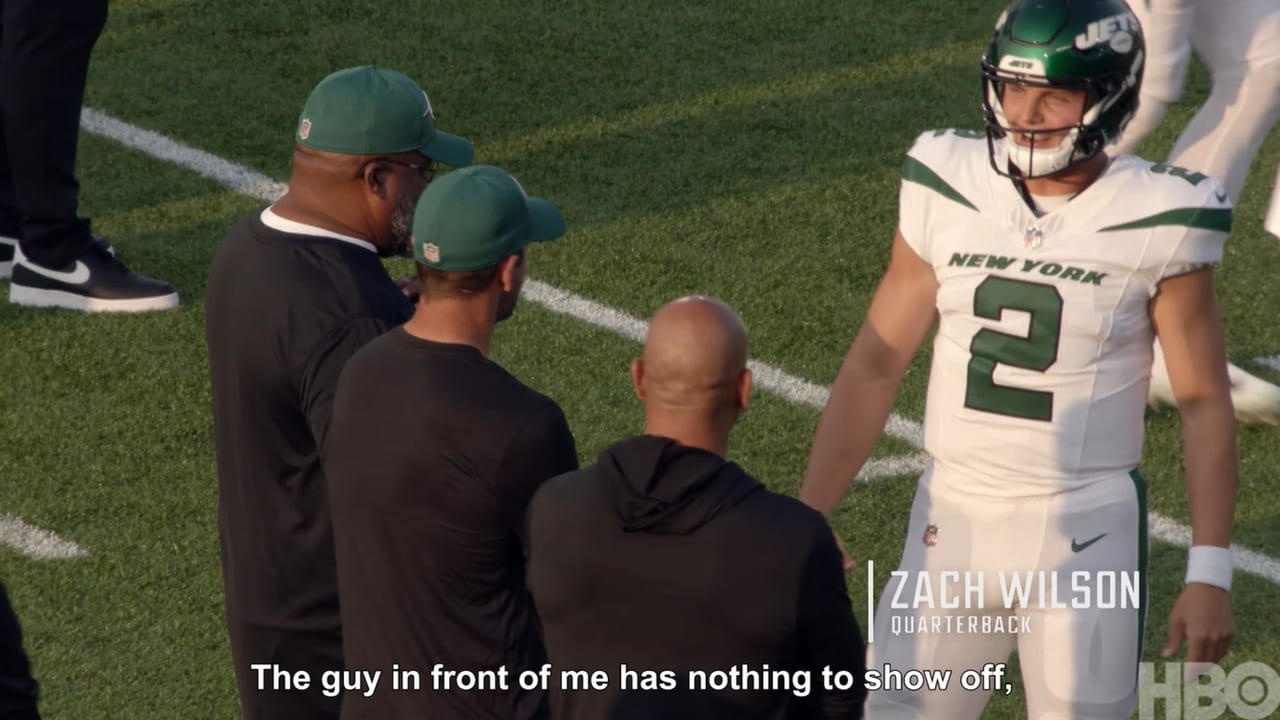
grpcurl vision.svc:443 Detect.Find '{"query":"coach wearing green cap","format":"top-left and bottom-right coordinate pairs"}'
top-left (205, 66), bottom-right (473, 720)
top-left (325, 165), bottom-right (578, 719)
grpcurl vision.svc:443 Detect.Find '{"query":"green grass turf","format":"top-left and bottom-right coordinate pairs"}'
top-left (0, 0), bottom-right (1277, 717)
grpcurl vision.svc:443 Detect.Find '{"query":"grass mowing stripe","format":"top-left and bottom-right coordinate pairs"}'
top-left (81, 108), bottom-right (1280, 586)
top-left (0, 513), bottom-right (89, 560)
top-left (482, 40), bottom-right (982, 163)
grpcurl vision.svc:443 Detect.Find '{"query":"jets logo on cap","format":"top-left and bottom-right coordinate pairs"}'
top-left (423, 242), bottom-right (440, 263)
top-left (299, 118), bottom-right (312, 140)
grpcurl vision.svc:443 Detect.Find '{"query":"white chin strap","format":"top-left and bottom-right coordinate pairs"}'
top-left (1003, 132), bottom-right (1078, 177)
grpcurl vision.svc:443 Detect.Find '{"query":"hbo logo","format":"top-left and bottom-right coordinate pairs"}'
top-left (1138, 662), bottom-right (1279, 720)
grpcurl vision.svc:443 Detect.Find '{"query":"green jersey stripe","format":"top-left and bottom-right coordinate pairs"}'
top-left (1131, 468), bottom-right (1149, 679)
top-left (1099, 207), bottom-right (1232, 233)
top-left (903, 156), bottom-right (978, 211)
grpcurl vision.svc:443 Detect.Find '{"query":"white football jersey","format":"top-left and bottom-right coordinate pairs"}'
top-left (899, 129), bottom-right (1230, 497)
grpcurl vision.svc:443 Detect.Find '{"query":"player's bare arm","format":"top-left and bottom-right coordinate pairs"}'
top-left (799, 229), bottom-right (938, 517)
top-left (1150, 266), bottom-right (1237, 663)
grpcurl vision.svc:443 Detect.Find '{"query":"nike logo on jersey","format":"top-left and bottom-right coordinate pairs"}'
top-left (1071, 533), bottom-right (1107, 553)
top-left (19, 258), bottom-right (90, 285)
top-left (1216, 190), bottom-right (1229, 203)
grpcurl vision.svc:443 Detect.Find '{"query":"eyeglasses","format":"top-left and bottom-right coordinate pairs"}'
top-left (362, 157), bottom-right (439, 182)
top-left (383, 158), bottom-right (439, 181)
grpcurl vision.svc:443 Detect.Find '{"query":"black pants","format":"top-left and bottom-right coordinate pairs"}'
top-left (228, 619), bottom-right (343, 720)
top-left (0, 0), bottom-right (108, 269)
top-left (0, 583), bottom-right (39, 720)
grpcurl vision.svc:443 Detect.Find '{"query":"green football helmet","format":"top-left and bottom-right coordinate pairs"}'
top-left (981, 0), bottom-right (1145, 178)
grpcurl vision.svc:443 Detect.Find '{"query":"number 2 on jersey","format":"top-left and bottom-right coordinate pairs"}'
top-left (964, 276), bottom-right (1063, 421)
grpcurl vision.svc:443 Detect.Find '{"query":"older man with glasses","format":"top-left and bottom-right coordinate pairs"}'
top-left (203, 65), bottom-right (473, 720)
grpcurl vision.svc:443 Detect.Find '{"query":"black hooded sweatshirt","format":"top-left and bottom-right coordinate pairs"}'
top-left (528, 435), bottom-right (866, 720)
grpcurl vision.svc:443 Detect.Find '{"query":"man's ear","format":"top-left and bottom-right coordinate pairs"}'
top-left (630, 358), bottom-right (646, 400)
top-left (360, 159), bottom-right (392, 200)
top-left (735, 367), bottom-right (752, 411)
top-left (498, 253), bottom-right (522, 292)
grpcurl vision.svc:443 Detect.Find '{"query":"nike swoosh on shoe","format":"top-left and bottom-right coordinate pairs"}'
top-left (19, 259), bottom-right (91, 285)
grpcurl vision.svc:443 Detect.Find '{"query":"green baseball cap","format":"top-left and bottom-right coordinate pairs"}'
top-left (295, 66), bottom-right (473, 167)
top-left (412, 165), bottom-right (566, 271)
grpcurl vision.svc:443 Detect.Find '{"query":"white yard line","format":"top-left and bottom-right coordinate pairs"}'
top-left (81, 109), bottom-right (286, 202)
top-left (0, 514), bottom-right (89, 560)
top-left (519, 281), bottom-right (925, 451)
top-left (79, 108), bottom-right (1280, 586)
top-left (1148, 515), bottom-right (1276, 589)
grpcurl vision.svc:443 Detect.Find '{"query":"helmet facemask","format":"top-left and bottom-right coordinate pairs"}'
top-left (982, 69), bottom-right (1109, 179)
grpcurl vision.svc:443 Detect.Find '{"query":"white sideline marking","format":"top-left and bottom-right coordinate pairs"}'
top-left (1258, 355), bottom-right (1280, 373)
top-left (1148, 515), bottom-right (1276, 588)
top-left (0, 514), bottom-right (90, 560)
top-left (81, 108), bottom-right (286, 203)
top-left (520, 282), bottom-right (925, 450)
top-left (80, 108), bottom-right (1280, 586)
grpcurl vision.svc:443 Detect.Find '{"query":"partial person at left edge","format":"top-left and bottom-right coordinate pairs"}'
top-left (204, 65), bottom-right (473, 720)
top-left (0, 0), bottom-right (177, 312)
top-left (1, 582), bottom-right (40, 720)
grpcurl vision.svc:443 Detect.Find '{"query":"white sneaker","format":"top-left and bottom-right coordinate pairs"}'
top-left (9, 239), bottom-right (178, 313)
top-left (0, 235), bottom-right (14, 280)
top-left (1226, 362), bottom-right (1280, 425)
top-left (1149, 342), bottom-right (1280, 425)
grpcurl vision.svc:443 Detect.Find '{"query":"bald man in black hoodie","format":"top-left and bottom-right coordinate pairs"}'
top-left (527, 296), bottom-right (866, 720)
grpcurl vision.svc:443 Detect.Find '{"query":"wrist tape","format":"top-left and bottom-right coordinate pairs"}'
top-left (1185, 545), bottom-right (1232, 591)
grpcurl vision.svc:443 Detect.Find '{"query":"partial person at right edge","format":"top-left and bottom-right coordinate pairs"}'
top-left (1108, 0), bottom-right (1280, 425)
top-left (528, 296), bottom-right (867, 720)
top-left (326, 165), bottom-right (578, 720)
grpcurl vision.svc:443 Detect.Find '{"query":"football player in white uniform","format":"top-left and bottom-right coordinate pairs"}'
top-left (1111, 0), bottom-right (1280, 424)
top-left (802, 1), bottom-right (1237, 718)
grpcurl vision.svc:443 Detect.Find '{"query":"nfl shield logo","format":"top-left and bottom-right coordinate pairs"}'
top-left (423, 242), bottom-right (440, 263)
top-left (922, 524), bottom-right (939, 547)
top-left (1024, 227), bottom-right (1044, 250)
top-left (299, 118), bottom-right (312, 140)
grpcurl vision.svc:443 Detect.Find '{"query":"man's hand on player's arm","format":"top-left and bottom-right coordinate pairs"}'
top-left (800, 229), bottom-right (938, 525)
top-left (1151, 266), bottom-right (1237, 663)
top-left (396, 275), bottom-right (421, 303)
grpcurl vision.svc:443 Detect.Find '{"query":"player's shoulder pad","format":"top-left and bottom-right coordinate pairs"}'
top-left (1097, 156), bottom-right (1232, 235)
top-left (902, 128), bottom-right (988, 213)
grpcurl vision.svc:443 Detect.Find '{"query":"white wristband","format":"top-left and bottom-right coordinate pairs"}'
top-left (1185, 545), bottom-right (1233, 591)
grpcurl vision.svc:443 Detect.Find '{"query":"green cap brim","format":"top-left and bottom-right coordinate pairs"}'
top-left (527, 197), bottom-right (566, 243)
top-left (421, 130), bottom-right (474, 167)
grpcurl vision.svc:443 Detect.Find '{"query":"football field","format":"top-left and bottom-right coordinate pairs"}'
top-left (2, 0), bottom-right (1279, 717)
